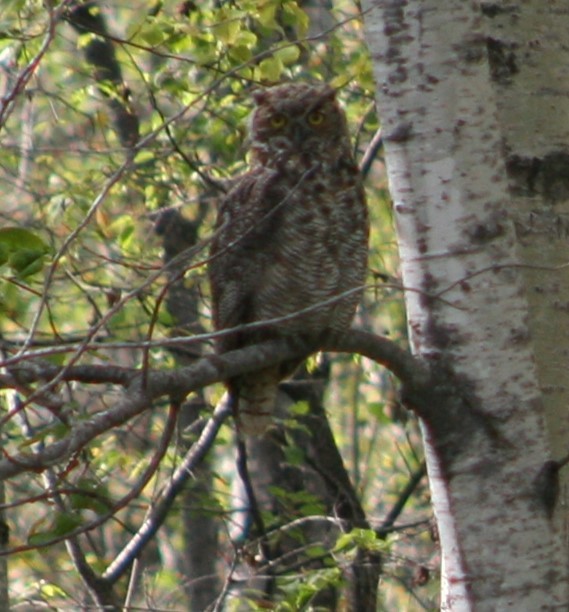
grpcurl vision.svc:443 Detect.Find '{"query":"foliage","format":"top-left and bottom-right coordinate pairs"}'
top-left (0, 0), bottom-right (436, 609)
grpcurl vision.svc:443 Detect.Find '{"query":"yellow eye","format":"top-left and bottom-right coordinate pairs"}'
top-left (307, 110), bottom-right (325, 125)
top-left (270, 114), bottom-right (287, 128)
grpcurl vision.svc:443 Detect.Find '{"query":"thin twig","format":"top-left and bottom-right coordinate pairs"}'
top-left (0, 2), bottom-right (70, 129)
top-left (359, 127), bottom-right (383, 180)
top-left (102, 398), bottom-right (230, 583)
top-left (377, 461), bottom-right (427, 538)
top-left (209, 546), bottom-right (240, 612)
top-left (0, 400), bottom-right (179, 557)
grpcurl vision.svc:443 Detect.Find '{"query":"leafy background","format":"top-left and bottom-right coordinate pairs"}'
top-left (1, 1), bottom-right (437, 609)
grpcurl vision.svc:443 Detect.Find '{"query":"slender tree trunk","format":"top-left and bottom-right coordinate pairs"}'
top-left (362, 1), bottom-right (569, 608)
top-left (483, 0), bottom-right (569, 553)
top-left (227, 371), bottom-right (380, 610)
top-left (153, 209), bottom-right (221, 609)
top-left (0, 436), bottom-right (8, 611)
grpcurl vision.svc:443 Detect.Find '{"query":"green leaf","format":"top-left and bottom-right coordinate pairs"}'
top-left (305, 545), bottom-right (328, 559)
top-left (274, 44), bottom-right (300, 66)
top-left (283, 443), bottom-right (305, 466)
top-left (236, 30), bottom-right (257, 48)
top-left (69, 479), bottom-right (109, 514)
top-left (333, 528), bottom-right (391, 554)
top-left (257, 2), bottom-right (280, 30)
top-left (228, 44), bottom-right (252, 63)
top-left (40, 583), bottom-right (69, 599)
top-left (52, 511), bottom-right (83, 536)
top-left (0, 227), bottom-right (49, 253)
top-left (333, 531), bottom-right (355, 553)
top-left (212, 18), bottom-right (240, 45)
top-left (139, 22), bottom-right (167, 46)
top-left (0, 228), bottom-right (49, 277)
top-left (282, 3), bottom-right (310, 37)
top-left (27, 511), bottom-right (82, 546)
top-left (290, 400), bottom-right (309, 416)
top-left (9, 248), bottom-right (47, 277)
top-left (0, 241), bottom-right (9, 266)
top-left (256, 56), bottom-right (283, 82)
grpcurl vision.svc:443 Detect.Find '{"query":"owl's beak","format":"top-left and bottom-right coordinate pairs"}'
top-left (291, 123), bottom-right (305, 146)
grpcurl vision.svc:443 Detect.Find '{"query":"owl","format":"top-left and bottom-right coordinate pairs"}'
top-left (208, 81), bottom-right (369, 435)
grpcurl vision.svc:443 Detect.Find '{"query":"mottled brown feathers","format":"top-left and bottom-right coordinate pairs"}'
top-left (208, 81), bottom-right (369, 435)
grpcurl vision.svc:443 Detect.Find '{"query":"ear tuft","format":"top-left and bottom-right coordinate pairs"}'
top-left (318, 83), bottom-right (337, 103)
top-left (252, 89), bottom-right (268, 105)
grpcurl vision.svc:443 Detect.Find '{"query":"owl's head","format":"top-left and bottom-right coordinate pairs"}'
top-left (248, 82), bottom-right (352, 167)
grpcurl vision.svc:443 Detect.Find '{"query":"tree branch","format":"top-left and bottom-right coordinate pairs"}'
top-left (102, 399), bottom-right (231, 583)
top-left (64, 0), bottom-right (139, 147)
top-left (377, 461), bottom-right (427, 537)
top-left (0, 331), bottom-right (433, 482)
top-left (321, 330), bottom-right (429, 389)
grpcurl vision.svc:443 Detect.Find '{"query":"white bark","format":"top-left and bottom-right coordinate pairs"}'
top-left (362, 1), bottom-right (568, 609)
top-left (484, 0), bottom-right (569, 555)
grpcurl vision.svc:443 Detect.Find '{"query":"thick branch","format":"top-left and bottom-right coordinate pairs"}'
top-left (322, 330), bottom-right (428, 388)
top-left (0, 338), bottom-right (310, 480)
top-left (0, 331), bottom-right (435, 481)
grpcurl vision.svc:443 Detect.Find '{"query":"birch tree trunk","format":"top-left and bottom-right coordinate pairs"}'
top-left (361, 1), bottom-right (569, 608)
top-left (483, 0), bottom-right (569, 556)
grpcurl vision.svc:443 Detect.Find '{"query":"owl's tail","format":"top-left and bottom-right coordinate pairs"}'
top-left (234, 369), bottom-right (280, 436)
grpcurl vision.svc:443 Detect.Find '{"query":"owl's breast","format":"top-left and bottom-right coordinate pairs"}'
top-left (249, 165), bottom-right (368, 333)
top-left (209, 158), bottom-right (368, 349)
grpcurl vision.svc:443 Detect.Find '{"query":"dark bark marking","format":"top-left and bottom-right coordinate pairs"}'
top-left (506, 152), bottom-right (569, 202)
top-left (480, 3), bottom-right (519, 18)
top-left (534, 460), bottom-right (560, 519)
top-left (487, 38), bottom-right (519, 83)
top-left (466, 213), bottom-right (507, 244)
top-left (384, 121), bottom-right (413, 143)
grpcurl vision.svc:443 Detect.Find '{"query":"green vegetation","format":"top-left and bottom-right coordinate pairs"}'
top-left (0, 1), bottom-right (436, 609)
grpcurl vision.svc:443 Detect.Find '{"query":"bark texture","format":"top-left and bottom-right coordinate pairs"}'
top-left (483, 0), bottom-right (569, 555)
top-left (362, 0), bottom-right (569, 609)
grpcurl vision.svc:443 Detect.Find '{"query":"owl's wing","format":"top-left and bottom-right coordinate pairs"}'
top-left (209, 167), bottom-right (285, 352)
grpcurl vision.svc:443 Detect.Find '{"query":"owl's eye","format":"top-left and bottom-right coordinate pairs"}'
top-left (307, 110), bottom-right (325, 125)
top-left (270, 114), bottom-right (288, 128)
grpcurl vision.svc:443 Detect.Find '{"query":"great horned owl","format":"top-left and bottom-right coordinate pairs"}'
top-left (209, 81), bottom-right (369, 435)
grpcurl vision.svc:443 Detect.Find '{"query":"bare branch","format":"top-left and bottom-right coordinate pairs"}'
top-left (322, 329), bottom-right (429, 389)
top-left (0, 338), bottom-right (305, 480)
top-left (377, 461), bottom-right (427, 537)
top-left (359, 126), bottom-right (383, 180)
top-left (0, 2), bottom-right (69, 129)
top-left (103, 399), bottom-right (231, 583)
top-left (0, 331), bottom-right (430, 482)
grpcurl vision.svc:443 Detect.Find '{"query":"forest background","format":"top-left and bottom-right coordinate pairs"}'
top-left (3, 1), bottom-right (568, 611)
top-left (1, 1), bottom-right (432, 609)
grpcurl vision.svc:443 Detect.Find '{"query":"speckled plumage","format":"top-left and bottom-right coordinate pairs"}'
top-left (209, 82), bottom-right (369, 434)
